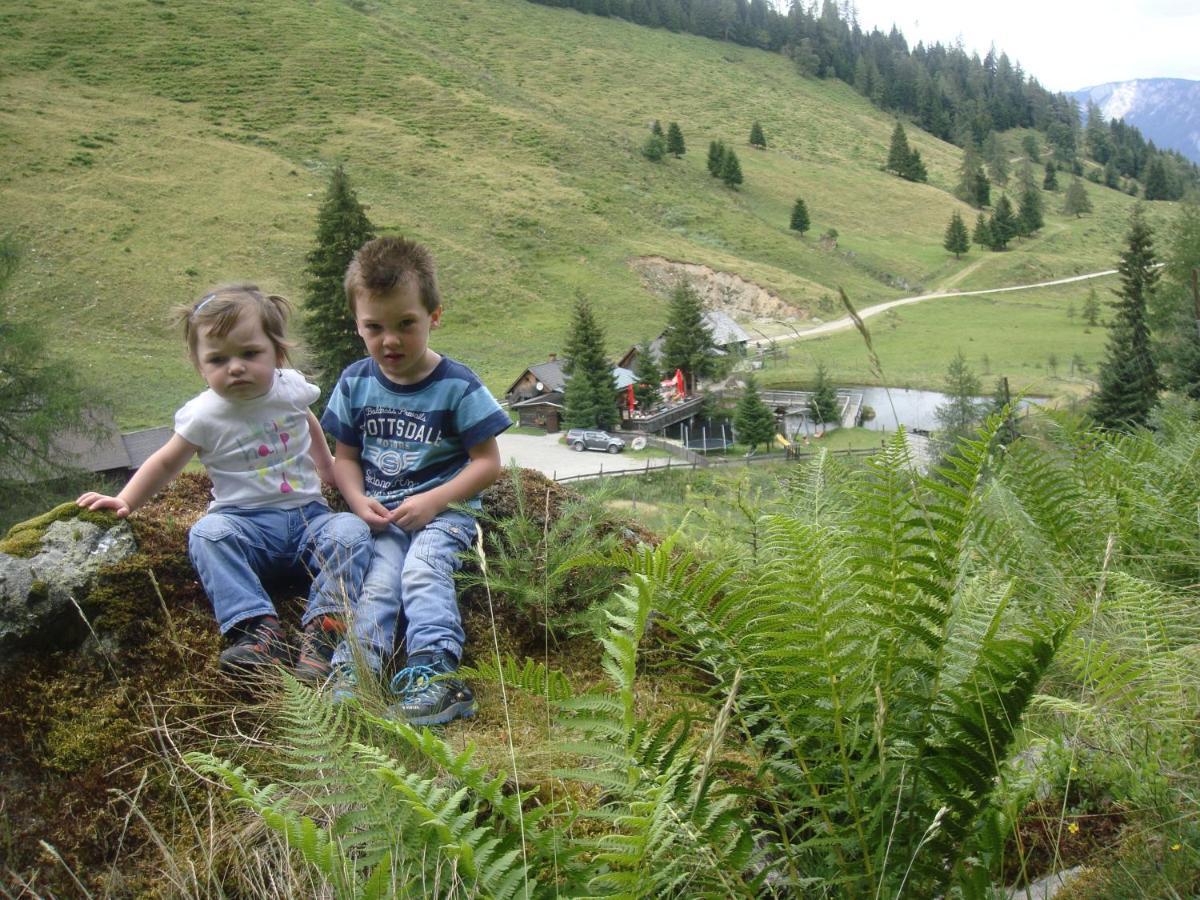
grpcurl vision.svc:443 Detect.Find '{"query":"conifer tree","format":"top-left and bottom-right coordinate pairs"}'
top-left (886, 122), bottom-right (911, 176)
top-left (707, 140), bottom-right (726, 178)
top-left (562, 294), bottom-right (617, 430)
top-left (661, 281), bottom-right (715, 394)
top-left (651, 119), bottom-right (664, 137)
top-left (988, 194), bottom-right (1017, 249)
top-left (631, 341), bottom-right (662, 411)
top-left (807, 361), bottom-right (840, 424)
top-left (1016, 184), bottom-right (1043, 237)
top-left (957, 143), bottom-right (990, 207)
top-left (1063, 178), bottom-right (1092, 217)
top-left (983, 132), bottom-right (1009, 186)
top-left (733, 374), bottom-right (777, 453)
top-left (1149, 196), bottom-right (1200, 398)
top-left (1092, 207), bottom-right (1161, 429)
top-left (1043, 161), bottom-right (1058, 191)
top-left (972, 213), bottom-right (993, 250)
top-left (903, 147), bottom-right (928, 183)
top-left (943, 211), bottom-right (970, 258)
top-left (1143, 158), bottom-right (1171, 201)
top-left (749, 121), bottom-right (766, 148)
top-left (302, 164), bottom-right (376, 398)
top-left (666, 122), bottom-right (685, 158)
top-left (720, 148), bottom-right (744, 188)
top-left (935, 350), bottom-right (985, 453)
top-left (790, 197), bottom-right (811, 234)
top-left (642, 133), bottom-right (666, 161)
top-left (1082, 285), bottom-right (1101, 327)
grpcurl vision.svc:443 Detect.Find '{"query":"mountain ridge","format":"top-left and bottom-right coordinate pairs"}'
top-left (1072, 77), bottom-right (1200, 164)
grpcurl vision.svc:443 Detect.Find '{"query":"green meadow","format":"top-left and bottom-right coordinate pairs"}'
top-left (0, 0), bottom-right (1178, 428)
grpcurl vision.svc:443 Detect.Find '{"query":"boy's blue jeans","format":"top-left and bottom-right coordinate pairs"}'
top-left (330, 508), bottom-right (476, 672)
top-left (188, 501), bottom-right (372, 634)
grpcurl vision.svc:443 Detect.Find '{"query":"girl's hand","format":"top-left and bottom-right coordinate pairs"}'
top-left (351, 496), bottom-right (393, 532)
top-left (76, 492), bottom-right (132, 518)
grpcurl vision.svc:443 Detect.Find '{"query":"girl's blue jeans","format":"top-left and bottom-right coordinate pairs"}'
top-left (330, 508), bottom-right (476, 672)
top-left (187, 501), bottom-right (372, 634)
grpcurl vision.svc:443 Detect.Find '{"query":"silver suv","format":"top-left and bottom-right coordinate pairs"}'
top-left (566, 429), bottom-right (626, 454)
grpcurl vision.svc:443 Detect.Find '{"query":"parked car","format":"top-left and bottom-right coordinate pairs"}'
top-left (566, 429), bottom-right (626, 454)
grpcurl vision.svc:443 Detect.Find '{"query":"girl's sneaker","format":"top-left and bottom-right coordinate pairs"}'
top-left (219, 616), bottom-right (289, 674)
top-left (294, 615), bottom-right (345, 684)
top-left (387, 650), bottom-right (476, 726)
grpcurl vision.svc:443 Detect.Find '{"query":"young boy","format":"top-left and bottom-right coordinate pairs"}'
top-left (321, 236), bottom-right (510, 725)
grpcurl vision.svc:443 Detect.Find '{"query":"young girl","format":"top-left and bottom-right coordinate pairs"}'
top-left (77, 285), bottom-right (371, 680)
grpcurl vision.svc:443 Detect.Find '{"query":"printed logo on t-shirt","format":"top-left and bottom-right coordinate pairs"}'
top-left (236, 415), bottom-right (310, 494)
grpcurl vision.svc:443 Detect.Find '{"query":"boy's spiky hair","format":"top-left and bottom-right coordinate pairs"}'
top-left (175, 284), bottom-right (295, 368)
top-left (344, 236), bottom-right (441, 314)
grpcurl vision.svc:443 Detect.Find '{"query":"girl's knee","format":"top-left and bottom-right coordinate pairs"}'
top-left (189, 513), bottom-right (237, 546)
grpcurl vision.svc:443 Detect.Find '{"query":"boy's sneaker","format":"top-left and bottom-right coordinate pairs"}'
top-left (219, 616), bottom-right (289, 674)
top-left (324, 660), bottom-right (359, 704)
top-left (387, 650), bottom-right (476, 726)
top-left (294, 615), bottom-right (345, 684)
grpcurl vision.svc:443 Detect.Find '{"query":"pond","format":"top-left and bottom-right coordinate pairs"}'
top-left (858, 386), bottom-right (956, 432)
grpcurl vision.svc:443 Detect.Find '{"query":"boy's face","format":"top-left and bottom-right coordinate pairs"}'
top-left (355, 278), bottom-right (442, 385)
top-left (195, 313), bottom-right (279, 401)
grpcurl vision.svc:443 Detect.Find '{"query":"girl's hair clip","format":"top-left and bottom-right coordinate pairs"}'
top-left (192, 293), bottom-right (218, 316)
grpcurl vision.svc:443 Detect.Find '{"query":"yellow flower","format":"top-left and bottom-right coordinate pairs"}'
top-left (1171, 843), bottom-right (1182, 852)
top-left (1067, 822), bottom-right (1079, 835)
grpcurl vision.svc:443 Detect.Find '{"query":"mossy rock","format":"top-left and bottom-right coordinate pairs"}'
top-left (0, 501), bottom-right (119, 558)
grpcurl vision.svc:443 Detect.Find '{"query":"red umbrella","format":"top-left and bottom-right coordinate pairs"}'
top-left (626, 383), bottom-right (636, 412)
top-left (674, 368), bottom-right (686, 398)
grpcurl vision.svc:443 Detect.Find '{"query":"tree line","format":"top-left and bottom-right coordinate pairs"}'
top-left (525, 0), bottom-right (1198, 200)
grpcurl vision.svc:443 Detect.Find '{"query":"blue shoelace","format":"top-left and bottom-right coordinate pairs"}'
top-left (389, 664), bottom-right (438, 701)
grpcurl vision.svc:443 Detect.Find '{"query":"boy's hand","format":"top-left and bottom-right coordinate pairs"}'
top-left (350, 495), bottom-right (394, 532)
top-left (76, 492), bottom-right (131, 518)
top-left (389, 492), bottom-right (445, 532)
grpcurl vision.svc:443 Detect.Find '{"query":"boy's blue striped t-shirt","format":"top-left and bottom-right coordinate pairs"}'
top-left (321, 355), bottom-right (511, 508)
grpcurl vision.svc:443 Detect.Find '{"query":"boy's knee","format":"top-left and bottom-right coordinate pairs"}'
top-left (410, 517), bottom-right (473, 572)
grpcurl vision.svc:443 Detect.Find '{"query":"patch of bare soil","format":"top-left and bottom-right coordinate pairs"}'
top-left (630, 256), bottom-right (807, 325)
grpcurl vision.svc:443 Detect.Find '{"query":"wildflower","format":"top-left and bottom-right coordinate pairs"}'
top-left (1170, 843), bottom-right (1182, 852)
top-left (1067, 822), bottom-right (1079, 835)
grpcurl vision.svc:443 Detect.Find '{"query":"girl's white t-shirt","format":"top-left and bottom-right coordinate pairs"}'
top-left (174, 369), bottom-right (325, 511)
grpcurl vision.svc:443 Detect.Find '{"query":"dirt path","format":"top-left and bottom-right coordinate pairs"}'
top-left (752, 267), bottom-right (1121, 346)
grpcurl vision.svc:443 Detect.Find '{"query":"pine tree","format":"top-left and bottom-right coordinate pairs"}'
top-left (749, 120), bottom-right (766, 148)
top-left (733, 374), bottom-right (777, 453)
top-left (1043, 161), bottom-right (1058, 191)
top-left (1149, 196), bottom-right (1200, 398)
top-left (972, 213), bottom-right (993, 250)
top-left (666, 122), bottom-right (685, 158)
top-left (957, 143), bottom-right (989, 207)
top-left (983, 132), bottom-right (1009, 186)
top-left (1016, 184), bottom-right (1043, 237)
top-left (642, 133), bottom-right (666, 161)
top-left (720, 148), bottom-right (743, 188)
top-left (706, 140), bottom-right (726, 178)
top-left (943, 211), bottom-right (970, 258)
top-left (1063, 178), bottom-right (1092, 217)
top-left (789, 197), bottom-right (811, 234)
top-left (631, 341), bottom-right (662, 411)
top-left (1092, 207), bottom-right (1161, 429)
top-left (988, 194), bottom-right (1017, 249)
top-left (661, 281), bottom-right (715, 393)
top-left (903, 148), bottom-right (928, 183)
top-left (1143, 158), bottom-right (1171, 201)
top-left (562, 294), bottom-right (618, 430)
top-left (302, 165), bottom-right (376, 398)
top-left (935, 350), bottom-right (985, 452)
top-left (886, 122), bottom-right (911, 176)
top-left (650, 119), bottom-right (664, 137)
top-left (807, 361), bottom-right (840, 424)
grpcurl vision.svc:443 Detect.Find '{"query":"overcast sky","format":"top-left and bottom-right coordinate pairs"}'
top-left (846, 0), bottom-right (1200, 92)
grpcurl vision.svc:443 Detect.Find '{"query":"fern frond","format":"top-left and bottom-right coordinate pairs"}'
top-left (458, 655), bottom-right (574, 701)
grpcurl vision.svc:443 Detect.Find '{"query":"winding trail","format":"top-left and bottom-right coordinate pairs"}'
top-left (754, 267), bottom-right (1121, 346)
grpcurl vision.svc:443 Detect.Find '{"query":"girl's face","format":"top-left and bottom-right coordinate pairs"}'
top-left (195, 312), bottom-right (279, 401)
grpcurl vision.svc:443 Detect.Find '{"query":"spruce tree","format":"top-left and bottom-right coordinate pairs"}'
top-left (707, 140), bottom-right (726, 178)
top-left (934, 350), bottom-right (985, 453)
top-left (983, 132), bottom-right (1009, 186)
top-left (808, 361), bottom-right (840, 424)
top-left (1092, 207), bottom-right (1161, 429)
top-left (562, 294), bottom-right (618, 430)
top-left (651, 119), bottom-right (664, 137)
top-left (733, 374), bottom-right (777, 453)
top-left (972, 213), bottom-right (993, 250)
top-left (1082, 285), bottom-right (1101, 327)
top-left (886, 122), bottom-right (911, 176)
top-left (631, 341), bottom-right (662, 411)
top-left (749, 121), bottom-right (766, 148)
top-left (642, 133), bottom-right (666, 161)
top-left (1063, 178), bottom-right (1092, 217)
top-left (1016, 184), bottom-right (1044, 237)
top-left (302, 164), bottom-right (376, 398)
top-left (903, 148), bottom-right (928, 183)
top-left (1043, 161), bottom-right (1058, 191)
top-left (943, 211), bottom-right (970, 258)
top-left (720, 148), bottom-right (744, 189)
top-left (1149, 196), bottom-right (1200, 398)
top-left (988, 194), bottom-right (1017, 249)
top-left (790, 197), bottom-right (811, 234)
top-left (666, 122), bottom-right (686, 158)
top-left (661, 281), bottom-right (715, 394)
top-left (957, 143), bottom-right (989, 207)
top-left (1143, 158), bottom-right (1171, 201)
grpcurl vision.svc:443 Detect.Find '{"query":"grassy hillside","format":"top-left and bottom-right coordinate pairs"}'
top-left (0, 0), bottom-right (1175, 427)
